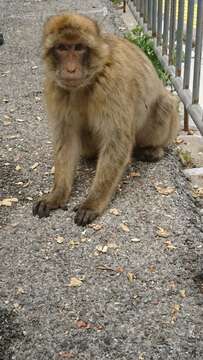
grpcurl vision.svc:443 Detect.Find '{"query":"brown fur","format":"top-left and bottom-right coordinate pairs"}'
top-left (33, 13), bottom-right (179, 225)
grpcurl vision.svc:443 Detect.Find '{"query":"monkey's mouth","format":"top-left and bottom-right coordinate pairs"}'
top-left (56, 77), bottom-right (87, 90)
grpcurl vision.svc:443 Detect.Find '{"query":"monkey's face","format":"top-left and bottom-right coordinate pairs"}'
top-left (43, 14), bottom-right (110, 91)
top-left (52, 40), bottom-right (90, 89)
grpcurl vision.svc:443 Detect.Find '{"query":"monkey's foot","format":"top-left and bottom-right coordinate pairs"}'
top-left (135, 146), bottom-right (164, 162)
top-left (74, 204), bottom-right (100, 226)
top-left (33, 195), bottom-right (68, 218)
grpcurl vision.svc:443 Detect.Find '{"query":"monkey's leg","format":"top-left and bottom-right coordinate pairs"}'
top-left (135, 146), bottom-right (164, 162)
top-left (135, 94), bottom-right (179, 162)
top-left (74, 142), bottom-right (131, 226)
top-left (33, 134), bottom-right (80, 218)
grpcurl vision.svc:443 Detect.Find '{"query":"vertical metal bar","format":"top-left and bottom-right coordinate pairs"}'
top-left (137, 0), bottom-right (141, 13)
top-left (183, 0), bottom-right (194, 89)
top-left (169, 0), bottom-right (176, 65)
top-left (192, 0), bottom-right (203, 104)
top-left (176, 0), bottom-right (185, 77)
top-left (152, 0), bottom-right (157, 37)
top-left (148, 0), bottom-right (152, 30)
top-left (123, 1), bottom-right (126, 13)
top-left (183, 0), bottom-right (195, 132)
top-left (184, 110), bottom-right (189, 132)
top-left (162, 0), bottom-right (170, 54)
top-left (140, 0), bottom-right (144, 17)
top-left (144, 0), bottom-right (148, 23)
top-left (157, 0), bottom-right (163, 46)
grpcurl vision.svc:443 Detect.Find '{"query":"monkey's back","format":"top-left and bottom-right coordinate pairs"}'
top-left (90, 34), bottom-right (167, 133)
top-left (103, 34), bottom-right (164, 99)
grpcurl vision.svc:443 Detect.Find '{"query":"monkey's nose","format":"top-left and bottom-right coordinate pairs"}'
top-left (66, 66), bottom-right (77, 73)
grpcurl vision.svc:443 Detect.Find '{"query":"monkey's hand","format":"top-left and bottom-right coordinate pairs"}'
top-left (33, 192), bottom-right (68, 218)
top-left (73, 202), bottom-right (102, 226)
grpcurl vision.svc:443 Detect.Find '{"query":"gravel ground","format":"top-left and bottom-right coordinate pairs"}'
top-left (0, 1), bottom-right (203, 359)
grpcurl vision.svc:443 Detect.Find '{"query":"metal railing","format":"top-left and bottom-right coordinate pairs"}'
top-left (123, 0), bottom-right (203, 135)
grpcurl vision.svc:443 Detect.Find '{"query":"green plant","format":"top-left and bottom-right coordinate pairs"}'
top-left (125, 26), bottom-right (170, 85)
top-left (111, 0), bottom-right (122, 4)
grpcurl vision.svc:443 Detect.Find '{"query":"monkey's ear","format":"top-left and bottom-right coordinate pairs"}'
top-left (43, 15), bottom-right (55, 34)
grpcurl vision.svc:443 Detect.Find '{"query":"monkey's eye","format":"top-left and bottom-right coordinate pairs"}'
top-left (75, 43), bottom-right (85, 51)
top-left (56, 44), bottom-right (67, 51)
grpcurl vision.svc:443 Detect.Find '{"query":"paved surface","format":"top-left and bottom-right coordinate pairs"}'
top-left (0, 1), bottom-right (203, 359)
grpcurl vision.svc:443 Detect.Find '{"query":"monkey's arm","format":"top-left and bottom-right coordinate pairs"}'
top-left (33, 127), bottom-right (80, 218)
top-left (74, 134), bottom-right (132, 226)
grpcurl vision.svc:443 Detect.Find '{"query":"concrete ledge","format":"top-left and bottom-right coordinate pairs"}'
top-left (183, 167), bottom-right (203, 187)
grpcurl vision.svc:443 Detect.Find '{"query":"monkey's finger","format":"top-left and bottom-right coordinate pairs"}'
top-left (37, 202), bottom-right (50, 218)
top-left (74, 208), bottom-right (98, 226)
top-left (74, 208), bottom-right (86, 226)
top-left (73, 204), bottom-right (79, 212)
top-left (60, 203), bottom-right (68, 211)
top-left (32, 201), bottom-right (40, 216)
top-left (33, 201), bottom-right (50, 218)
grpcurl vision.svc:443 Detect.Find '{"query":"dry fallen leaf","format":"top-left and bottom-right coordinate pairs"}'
top-left (95, 245), bottom-right (108, 253)
top-left (3, 121), bottom-right (11, 126)
top-left (76, 320), bottom-right (104, 331)
top-left (16, 287), bottom-right (25, 295)
top-left (127, 272), bottom-right (135, 282)
top-left (129, 171), bottom-right (141, 177)
top-left (16, 118), bottom-right (25, 123)
top-left (68, 277), bottom-right (84, 287)
top-left (175, 137), bottom-right (184, 145)
top-left (157, 226), bottom-right (170, 238)
top-left (107, 242), bottom-right (119, 249)
top-left (58, 352), bottom-right (75, 359)
top-left (80, 237), bottom-right (91, 243)
top-left (171, 303), bottom-right (181, 323)
top-left (88, 223), bottom-right (103, 231)
top-left (168, 281), bottom-right (176, 290)
top-left (155, 185), bottom-right (175, 195)
top-left (180, 289), bottom-right (186, 298)
top-left (96, 265), bottom-right (124, 273)
top-left (131, 238), bottom-right (141, 243)
top-left (115, 266), bottom-right (124, 273)
top-left (109, 208), bottom-right (120, 216)
top-left (13, 303), bottom-right (21, 310)
top-left (192, 187), bottom-right (203, 198)
top-left (15, 164), bottom-right (21, 171)
top-left (23, 181), bottom-right (31, 188)
top-left (6, 134), bottom-right (18, 139)
top-left (56, 236), bottom-right (64, 244)
top-left (76, 320), bottom-right (89, 329)
top-left (30, 162), bottom-right (39, 170)
top-left (120, 223), bottom-right (130, 232)
top-left (0, 197), bottom-right (18, 207)
top-left (148, 265), bottom-right (156, 273)
top-left (164, 240), bottom-right (176, 250)
top-left (69, 240), bottom-right (80, 247)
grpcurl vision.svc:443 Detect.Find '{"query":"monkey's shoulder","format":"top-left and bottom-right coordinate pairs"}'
top-left (103, 34), bottom-right (159, 80)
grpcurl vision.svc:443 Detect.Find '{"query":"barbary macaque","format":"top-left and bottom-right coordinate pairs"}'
top-left (33, 13), bottom-right (179, 226)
